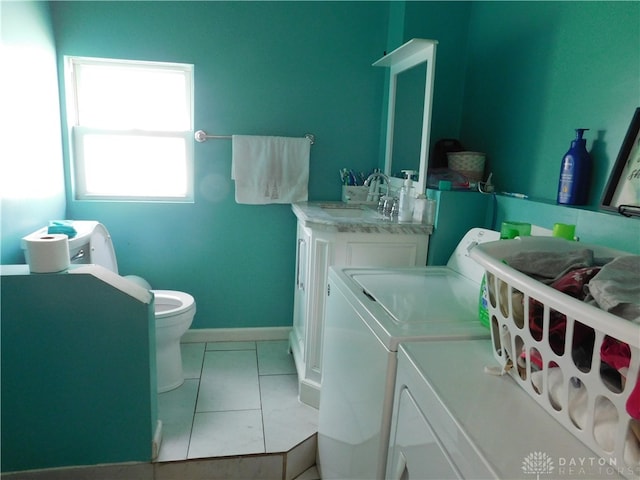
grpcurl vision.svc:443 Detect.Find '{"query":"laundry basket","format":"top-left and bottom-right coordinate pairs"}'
top-left (470, 236), bottom-right (640, 479)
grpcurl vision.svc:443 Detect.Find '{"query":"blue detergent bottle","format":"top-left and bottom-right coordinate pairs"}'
top-left (557, 128), bottom-right (591, 205)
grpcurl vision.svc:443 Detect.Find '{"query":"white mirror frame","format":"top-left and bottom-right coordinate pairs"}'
top-left (373, 39), bottom-right (438, 195)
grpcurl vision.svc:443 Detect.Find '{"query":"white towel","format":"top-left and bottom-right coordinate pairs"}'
top-left (231, 135), bottom-right (310, 204)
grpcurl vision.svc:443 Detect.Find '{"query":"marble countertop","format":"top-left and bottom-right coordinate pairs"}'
top-left (291, 202), bottom-right (433, 234)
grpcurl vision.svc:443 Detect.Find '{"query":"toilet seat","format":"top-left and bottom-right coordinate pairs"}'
top-left (153, 290), bottom-right (196, 325)
top-left (152, 289), bottom-right (196, 393)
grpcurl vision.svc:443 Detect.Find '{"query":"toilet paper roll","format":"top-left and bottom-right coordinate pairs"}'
top-left (25, 234), bottom-right (70, 273)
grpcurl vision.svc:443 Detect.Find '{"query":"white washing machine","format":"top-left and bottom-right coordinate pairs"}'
top-left (317, 228), bottom-right (498, 480)
top-left (387, 340), bottom-right (622, 479)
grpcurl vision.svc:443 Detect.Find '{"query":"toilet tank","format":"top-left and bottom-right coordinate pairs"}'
top-left (70, 221), bottom-right (119, 273)
top-left (22, 221), bottom-right (119, 274)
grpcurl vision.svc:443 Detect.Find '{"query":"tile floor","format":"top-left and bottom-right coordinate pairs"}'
top-left (2, 339), bottom-right (321, 480)
top-left (156, 340), bottom-right (319, 462)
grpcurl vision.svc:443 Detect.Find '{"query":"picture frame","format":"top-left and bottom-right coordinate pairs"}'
top-left (601, 107), bottom-right (640, 217)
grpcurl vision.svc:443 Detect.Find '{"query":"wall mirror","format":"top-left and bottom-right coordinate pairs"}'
top-left (374, 39), bottom-right (437, 194)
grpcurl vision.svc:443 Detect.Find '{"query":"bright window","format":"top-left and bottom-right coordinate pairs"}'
top-left (65, 57), bottom-right (194, 201)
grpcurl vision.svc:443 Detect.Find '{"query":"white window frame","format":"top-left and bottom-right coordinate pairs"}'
top-left (64, 56), bottom-right (195, 202)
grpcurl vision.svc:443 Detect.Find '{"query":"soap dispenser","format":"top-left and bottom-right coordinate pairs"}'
top-left (398, 170), bottom-right (415, 222)
top-left (557, 129), bottom-right (591, 205)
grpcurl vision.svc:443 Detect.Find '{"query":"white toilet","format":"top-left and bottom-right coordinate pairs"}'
top-left (152, 290), bottom-right (196, 392)
top-left (23, 221), bottom-right (196, 393)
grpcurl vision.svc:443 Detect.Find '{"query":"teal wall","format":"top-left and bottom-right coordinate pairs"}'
top-left (404, 1), bottom-right (639, 262)
top-left (461, 1), bottom-right (640, 253)
top-left (494, 196), bottom-right (640, 255)
top-left (461, 1), bottom-right (639, 207)
top-left (0, 1), bottom-right (66, 264)
top-left (401, 1), bottom-right (472, 148)
top-left (1, 266), bottom-right (156, 472)
top-left (427, 190), bottom-right (492, 265)
top-left (1, 4), bottom-right (157, 473)
top-left (427, 192), bottom-right (640, 266)
top-left (50, 1), bottom-right (390, 330)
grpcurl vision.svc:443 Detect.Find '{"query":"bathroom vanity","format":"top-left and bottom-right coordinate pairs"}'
top-left (290, 38), bottom-right (438, 409)
top-left (290, 202), bottom-right (432, 408)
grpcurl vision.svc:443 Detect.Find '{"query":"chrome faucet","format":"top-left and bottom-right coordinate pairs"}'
top-left (364, 172), bottom-right (391, 198)
top-left (364, 172), bottom-right (397, 217)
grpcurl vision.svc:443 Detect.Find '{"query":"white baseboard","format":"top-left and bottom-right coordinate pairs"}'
top-left (181, 326), bottom-right (292, 344)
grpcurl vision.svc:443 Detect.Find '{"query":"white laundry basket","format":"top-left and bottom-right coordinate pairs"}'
top-left (470, 236), bottom-right (639, 479)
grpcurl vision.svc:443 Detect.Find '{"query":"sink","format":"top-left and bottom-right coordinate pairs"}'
top-left (310, 202), bottom-right (385, 221)
top-left (321, 206), bottom-right (366, 218)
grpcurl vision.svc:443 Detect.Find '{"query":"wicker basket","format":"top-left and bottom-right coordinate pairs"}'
top-left (470, 237), bottom-right (639, 479)
top-left (447, 151), bottom-right (486, 182)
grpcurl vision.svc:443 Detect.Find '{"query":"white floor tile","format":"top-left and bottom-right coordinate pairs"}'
top-left (188, 410), bottom-right (265, 458)
top-left (181, 342), bottom-right (205, 379)
top-left (157, 379), bottom-right (199, 462)
top-left (257, 340), bottom-right (297, 375)
top-left (154, 342), bottom-right (319, 465)
top-left (260, 374), bottom-right (319, 453)
top-left (206, 341), bottom-right (256, 351)
top-left (196, 350), bottom-right (260, 412)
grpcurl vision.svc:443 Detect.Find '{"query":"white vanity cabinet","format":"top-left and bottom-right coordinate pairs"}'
top-left (290, 202), bottom-right (431, 408)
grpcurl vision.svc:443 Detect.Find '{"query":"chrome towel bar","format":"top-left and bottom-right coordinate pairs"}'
top-left (194, 130), bottom-right (315, 145)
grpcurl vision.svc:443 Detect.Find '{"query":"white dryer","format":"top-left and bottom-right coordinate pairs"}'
top-left (317, 228), bottom-right (498, 480)
top-left (387, 340), bottom-right (622, 479)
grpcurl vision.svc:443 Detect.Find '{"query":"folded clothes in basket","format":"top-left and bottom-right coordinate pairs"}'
top-left (478, 239), bottom-right (640, 470)
top-left (527, 266), bottom-right (601, 368)
top-left (504, 248), bottom-right (596, 284)
top-left (588, 256), bottom-right (640, 422)
top-left (586, 256), bottom-right (640, 323)
top-left (505, 251), bottom-right (640, 421)
top-left (504, 250), bottom-right (640, 321)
